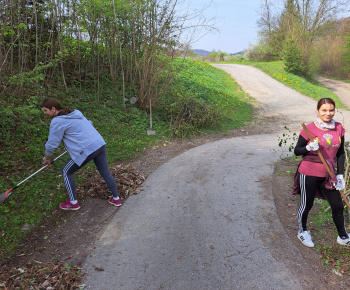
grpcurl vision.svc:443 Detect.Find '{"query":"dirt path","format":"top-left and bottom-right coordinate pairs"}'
top-left (214, 65), bottom-right (350, 140)
top-left (317, 76), bottom-right (350, 109)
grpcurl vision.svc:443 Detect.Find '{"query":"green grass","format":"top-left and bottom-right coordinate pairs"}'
top-left (0, 58), bottom-right (253, 260)
top-left (222, 60), bottom-right (346, 109)
top-left (310, 199), bottom-right (350, 274)
top-left (0, 100), bottom-right (167, 260)
top-left (172, 58), bottom-right (253, 132)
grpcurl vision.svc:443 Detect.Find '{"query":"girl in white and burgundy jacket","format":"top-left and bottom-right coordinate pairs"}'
top-left (42, 98), bottom-right (121, 210)
top-left (293, 97), bottom-right (350, 247)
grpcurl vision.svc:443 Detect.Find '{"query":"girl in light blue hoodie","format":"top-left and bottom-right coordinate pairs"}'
top-left (42, 98), bottom-right (121, 210)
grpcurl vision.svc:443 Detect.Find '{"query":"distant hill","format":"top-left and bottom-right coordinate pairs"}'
top-left (193, 49), bottom-right (210, 56)
top-left (230, 50), bottom-right (245, 55)
top-left (193, 49), bottom-right (246, 56)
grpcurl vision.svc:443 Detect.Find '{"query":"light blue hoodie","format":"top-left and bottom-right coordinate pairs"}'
top-left (45, 110), bottom-right (106, 166)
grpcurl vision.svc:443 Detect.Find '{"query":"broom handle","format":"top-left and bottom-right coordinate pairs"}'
top-left (301, 123), bottom-right (350, 210)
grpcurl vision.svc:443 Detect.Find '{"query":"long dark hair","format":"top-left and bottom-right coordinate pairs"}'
top-left (317, 98), bottom-right (335, 110)
top-left (41, 98), bottom-right (73, 115)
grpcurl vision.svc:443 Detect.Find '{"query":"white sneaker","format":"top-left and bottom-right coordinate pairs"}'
top-left (297, 230), bottom-right (314, 247)
top-left (337, 236), bottom-right (350, 246)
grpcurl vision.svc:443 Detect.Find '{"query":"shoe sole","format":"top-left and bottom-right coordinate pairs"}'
top-left (60, 206), bottom-right (80, 210)
top-left (297, 236), bottom-right (314, 248)
top-left (108, 200), bottom-right (122, 207)
top-left (337, 240), bottom-right (350, 246)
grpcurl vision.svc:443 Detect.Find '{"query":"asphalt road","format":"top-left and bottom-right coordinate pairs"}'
top-left (82, 64), bottom-right (350, 289)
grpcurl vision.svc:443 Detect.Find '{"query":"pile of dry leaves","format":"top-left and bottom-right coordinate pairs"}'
top-left (0, 261), bottom-right (84, 289)
top-left (77, 164), bottom-right (146, 199)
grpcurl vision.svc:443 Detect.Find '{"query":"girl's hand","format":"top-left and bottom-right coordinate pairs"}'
top-left (42, 157), bottom-right (51, 167)
top-left (306, 140), bottom-right (319, 151)
top-left (335, 174), bottom-right (345, 190)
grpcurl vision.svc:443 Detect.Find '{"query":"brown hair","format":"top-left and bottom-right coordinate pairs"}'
top-left (317, 98), bottom-right (335, 110)
top-left (41, 98), bottom-right (73, 115)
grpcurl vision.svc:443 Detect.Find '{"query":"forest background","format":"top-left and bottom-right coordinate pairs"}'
top-left (1, 0), bottom-right (350, 285)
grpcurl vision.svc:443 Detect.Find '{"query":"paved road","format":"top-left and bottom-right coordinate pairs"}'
top-left (83, 65), bottom-right (350, 289)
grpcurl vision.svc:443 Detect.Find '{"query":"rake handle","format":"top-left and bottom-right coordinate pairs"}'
top-left (301, 123), bottom-right (333, 176)
top-left (302, 123), bottom-right (350, 211)
top-left (15, 151), bottom-right (67, 188)
top-left (0, 151), bottom-right (67, 204)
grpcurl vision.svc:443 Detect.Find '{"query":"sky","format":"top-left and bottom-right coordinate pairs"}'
top-left (186, 0), bottom-right (263, 54)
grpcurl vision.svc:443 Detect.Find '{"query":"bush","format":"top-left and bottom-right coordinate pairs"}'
top-left (283, 39), bottom-right (309, 77)
top-left (246, 42), bottom-right (278, 62)
top-left (342, 33), bottom-right (350, 77)
top-left (224, 54), bottom-right (247, 62)
top-left (157, 92), bottom-right (226, 137)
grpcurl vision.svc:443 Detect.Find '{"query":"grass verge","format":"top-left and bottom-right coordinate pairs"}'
top-left (311, 199), bottom-right (350, 275)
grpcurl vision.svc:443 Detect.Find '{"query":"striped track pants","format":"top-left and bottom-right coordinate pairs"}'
top-left (298, 172), bottom-right (348, 237)
top-left (62, 145), bottom-right (119, 201)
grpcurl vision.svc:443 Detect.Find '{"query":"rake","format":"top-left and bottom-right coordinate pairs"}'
top-left (0, 151), bottom-right (67, 205)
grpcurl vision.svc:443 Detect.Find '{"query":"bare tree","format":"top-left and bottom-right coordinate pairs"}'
top-left (0, 0), bottom-right (219, 109)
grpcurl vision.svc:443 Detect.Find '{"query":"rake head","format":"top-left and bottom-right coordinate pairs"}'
top-left (0, 188), bottom-right (13, 204)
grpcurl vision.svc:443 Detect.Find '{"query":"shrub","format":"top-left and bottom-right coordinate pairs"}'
top-left (342, 33), bottom-right (350, 78)
top-left (224, 54), bottom-right (247, 62)
top-left (157, 92), bottom-right (226, 137)
top-left (283, 39), bottom-right (308, 77)
top-left (246, 42), bottom-right (278, 62)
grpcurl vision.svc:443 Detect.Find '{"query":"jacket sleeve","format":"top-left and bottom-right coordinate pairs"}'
top-left (45, 120), bottom-right (65, 156)
top-left (294, 135), bottom-right (309, 156)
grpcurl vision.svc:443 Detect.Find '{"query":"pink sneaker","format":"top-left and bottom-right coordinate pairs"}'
top-left (59, 200), bottom-right (80, 210)
top-left (108, 197), bottom-right (122, 207)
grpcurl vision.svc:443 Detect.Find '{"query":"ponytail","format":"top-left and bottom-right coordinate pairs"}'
top-left (41, 98), bottom-right (73, 115)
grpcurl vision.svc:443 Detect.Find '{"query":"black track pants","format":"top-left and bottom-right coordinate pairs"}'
top-left (298, 172), bottom-right (348, 238)
top-left (62, 145), bottom-right (119, 201)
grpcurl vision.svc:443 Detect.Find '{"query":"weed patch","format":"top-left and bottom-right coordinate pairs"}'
top-left (157, 59), bottom-right (253, 136)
